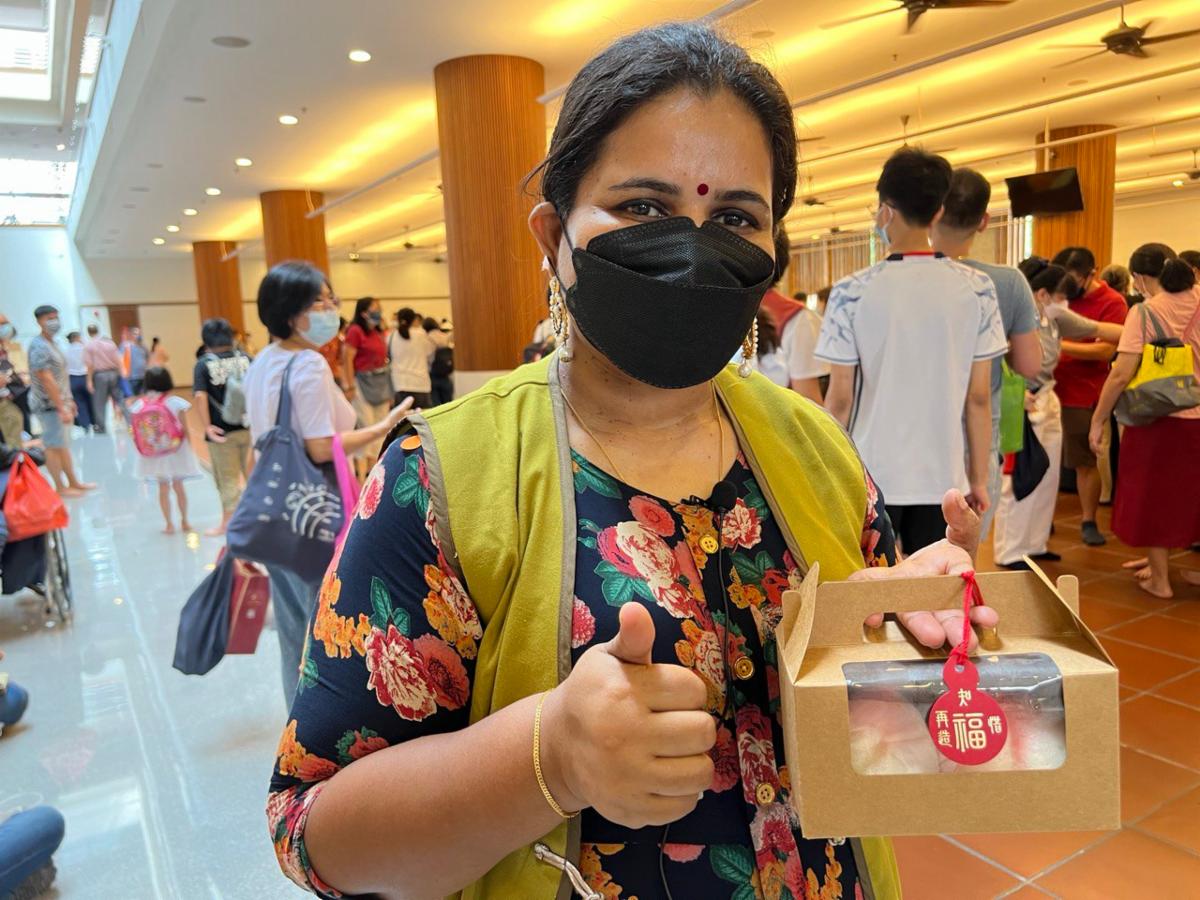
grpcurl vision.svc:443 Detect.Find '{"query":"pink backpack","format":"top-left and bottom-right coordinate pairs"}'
top-left (131, 395), bottom-right (185, 457)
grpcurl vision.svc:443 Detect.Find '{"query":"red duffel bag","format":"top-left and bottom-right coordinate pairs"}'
top-left (3, 452), bottom-right (68, 541)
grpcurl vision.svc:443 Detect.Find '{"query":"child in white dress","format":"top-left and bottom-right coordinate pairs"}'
top-left (130, 367), bottom-right (201, 534)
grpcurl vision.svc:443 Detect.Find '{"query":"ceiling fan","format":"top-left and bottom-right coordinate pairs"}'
top-left (1046, 4), bottom-right (1200, 67)
top-left (821, 0), bottom-right (1015, 35)
top-left (799, 174), bottom-right (829, 207)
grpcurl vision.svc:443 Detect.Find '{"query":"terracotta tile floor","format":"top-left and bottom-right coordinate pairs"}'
top-left (894, 493), bottom-right (1200, 899)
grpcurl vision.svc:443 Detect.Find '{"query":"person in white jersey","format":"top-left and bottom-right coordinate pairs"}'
top-left (816, 147), bottom-right (1007, 553)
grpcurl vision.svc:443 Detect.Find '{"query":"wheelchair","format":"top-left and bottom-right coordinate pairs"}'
top-left (0, 449), bottom-right (73, 626)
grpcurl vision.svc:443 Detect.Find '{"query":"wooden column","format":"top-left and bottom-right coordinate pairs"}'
top-left (1033, 125), bottom-right (1116, 266)
top-left (192, 240), bottom-right (244, 332)
top-left (434, 55), bottom-right (545, 371)
top-left (260, 190), bottom-right (330, 275)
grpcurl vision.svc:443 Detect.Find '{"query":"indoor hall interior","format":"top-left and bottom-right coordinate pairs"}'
top-left (1, 0), bottom-right (1199, 898)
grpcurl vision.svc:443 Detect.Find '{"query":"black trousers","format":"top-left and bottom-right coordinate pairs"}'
top-left (885, 503), bottom-right (945, 555)
top-left (69, 375), bottom-right (93, 429)
top-left (429, 375), bottom-right (454, 407)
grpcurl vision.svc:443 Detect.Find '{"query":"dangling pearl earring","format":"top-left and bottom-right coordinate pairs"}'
top-left (549, 275), bottom-right (572, 362)
top-left (738, 317), bottom-right (758, 378)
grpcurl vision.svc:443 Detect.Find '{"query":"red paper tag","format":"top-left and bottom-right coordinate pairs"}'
top-left (928, 655), bottom-right (1008, 765)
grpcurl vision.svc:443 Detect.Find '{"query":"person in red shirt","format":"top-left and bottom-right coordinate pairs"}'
top-left (343, 296), bottom-right (392, 467)
top-left (1051, 246), bottom-right (1128, 546)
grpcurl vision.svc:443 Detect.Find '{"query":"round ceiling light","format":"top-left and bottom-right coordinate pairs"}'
top-left (348, 49), bottom-right (371, 63)
top-left (278, 114), bottom-right (299, 126)
top-left (211, 36), bottom-right (251, 48)
top-left (166, 224), bottom-right (180, 233)
top-left (1173, 179), bottom-right (1185, 187)
top-left (152, 237), bottom-right (166, 245)
top-left (235, 157), bottom-right (253, 167)
top-left (56, 143), bottom-right (65, 151)
top-left (205, 187), bottom-right (221, 196)
top-left (810, 233), bottom-right (820, 240)
top-left (182, 208), bottom-right (198, 216)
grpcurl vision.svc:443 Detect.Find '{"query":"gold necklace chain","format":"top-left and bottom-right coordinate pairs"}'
top-left (558, 367), bottom-right (725, 497)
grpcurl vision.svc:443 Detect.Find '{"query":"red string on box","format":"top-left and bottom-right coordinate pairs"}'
top-left (951, 570), bottom-right (985, 665)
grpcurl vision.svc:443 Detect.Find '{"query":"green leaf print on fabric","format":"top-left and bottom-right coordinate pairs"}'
top-left (298, 655), bottom-right (319, 694)
top-left (369, 576), bottom-right (394, 631)
top-left (595, 559), bottom-right (654, 607)
top-left (731, 550), bottom-right (774, 586)
top-left (391, 453), bottom-right (429, 513)
top-left (711, 843), bottom-right (756, 884)
top-left (335, 727), bottom-right (384, 766)
top-left (742, 477), bottom-right (771, 522)
top-left (572, 456), bottom-right (622, 499)
top-left (297, 630), bottom-right (317, 693)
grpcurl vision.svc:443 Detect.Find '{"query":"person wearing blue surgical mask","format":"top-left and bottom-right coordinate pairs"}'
top-left (242, 262), bottom-right (412, 701)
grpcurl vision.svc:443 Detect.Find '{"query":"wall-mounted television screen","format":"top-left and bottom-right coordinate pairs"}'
top-left (1005, 168), bottom-right (1085, 218)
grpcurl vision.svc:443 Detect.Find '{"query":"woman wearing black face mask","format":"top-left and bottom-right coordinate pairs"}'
top-left (268, 25), bottom-right (993, 900)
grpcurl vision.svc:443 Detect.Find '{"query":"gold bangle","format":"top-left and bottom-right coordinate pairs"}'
top-left (533, 691), bottom-right (577, 819)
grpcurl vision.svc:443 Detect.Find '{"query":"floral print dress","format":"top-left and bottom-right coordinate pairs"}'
top-left (268, 435), bottom-right (896, 900)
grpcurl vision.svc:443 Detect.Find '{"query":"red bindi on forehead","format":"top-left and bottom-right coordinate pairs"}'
top-left (696, 183), bottom-right (709, 196)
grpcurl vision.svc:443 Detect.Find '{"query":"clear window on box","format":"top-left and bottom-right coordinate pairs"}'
top-left (842, 653), bottom-right (1066, 775)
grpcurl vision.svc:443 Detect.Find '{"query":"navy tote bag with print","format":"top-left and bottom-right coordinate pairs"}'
top-left (227, 355), bottom-right (343, 583)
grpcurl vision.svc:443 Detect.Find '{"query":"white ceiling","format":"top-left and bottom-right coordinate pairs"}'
top-left (59, 0), bottom-right (1200, 260)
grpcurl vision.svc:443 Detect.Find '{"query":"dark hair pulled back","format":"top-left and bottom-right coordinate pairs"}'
top-left (1019, 256), bottom-right (1069, 296)
top-left (528, 23), bottom-right (797, 231)
top-left (1128, 242), bottom-right (1195, 292)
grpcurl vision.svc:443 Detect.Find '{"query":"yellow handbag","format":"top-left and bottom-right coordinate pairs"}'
top-left (1116, 303), bottom-right (1200, 426)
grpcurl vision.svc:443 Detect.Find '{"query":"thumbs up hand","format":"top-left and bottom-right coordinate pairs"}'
top-left (538, 602), bottom-right (717, 829)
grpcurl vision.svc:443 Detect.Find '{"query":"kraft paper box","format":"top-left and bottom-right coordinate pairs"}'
top-left (778, 562), bottom-right (1120, 837)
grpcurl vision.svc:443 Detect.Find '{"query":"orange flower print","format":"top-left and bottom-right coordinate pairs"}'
top-left (674, 619), bottom-right (726, 713)
top-left (677, 502), bottom-right (718, 572)
top-left (728, 568), bottom-right (764, 611)
top-left (805, 840), bottom-right (845, 900)
top-left (413, 634), bottom-right (470, 710)
top-left (580, 843), bottom-right (625, 900)
top-left (422, 555), bottom-right (482, 659)
top-left (335, 727), bottom-right (389, 765)
top-left (276, 720), bottom-right (340, 782)
top-left (312, 569), bottom-right (372, 659)
top-left (364, 624), bottom-right (437, 721)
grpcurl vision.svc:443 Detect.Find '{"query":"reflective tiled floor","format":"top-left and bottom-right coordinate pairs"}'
top-left (0, 431), bottom-right (306, 898)
top-left (3, 432), bottom-right (1198, 899)
top-left (895, 493), bottom-right (1200, 900)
